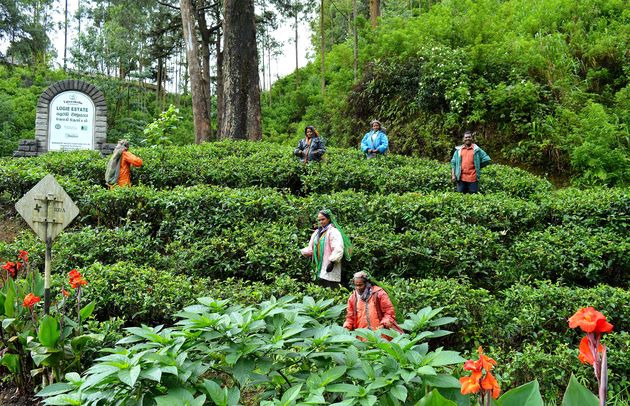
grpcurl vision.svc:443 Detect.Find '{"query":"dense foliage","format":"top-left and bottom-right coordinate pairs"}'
top-left (1, 142), bottom-right (628, 403)
top-left (264, 0), bottom-right (630, 186)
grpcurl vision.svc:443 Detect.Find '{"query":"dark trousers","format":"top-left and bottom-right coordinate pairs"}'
top-left (318, 278), bottom-right (341, 289)
top-left (456, 181), bottom-right (479, 193)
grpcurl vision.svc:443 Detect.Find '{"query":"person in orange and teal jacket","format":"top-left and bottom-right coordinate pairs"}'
top-left (343, 271), bottom-right (403, 338)
top-left (105, 139), bottom-right (143, 188)
top-left (450, 131), bottom-right (491, 193)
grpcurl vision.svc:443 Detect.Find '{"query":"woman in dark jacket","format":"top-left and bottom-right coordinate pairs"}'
top-left (294, 126), bottom-right (326, 163)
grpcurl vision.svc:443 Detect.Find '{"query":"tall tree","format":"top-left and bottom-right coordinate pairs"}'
top-left (320, 0), bottom-right (325, 95)
top-left (221, 0), bottom-right (261, 140)
top-left (180, 0), bottom-right (211, 143)
top-left (369, 0), bottom-right (380, 27)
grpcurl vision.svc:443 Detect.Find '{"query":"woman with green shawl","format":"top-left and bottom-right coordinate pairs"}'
top-left (300, 209), bottom-right (352, 288)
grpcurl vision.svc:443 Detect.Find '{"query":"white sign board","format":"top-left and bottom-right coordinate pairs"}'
top-left (15, 174), bottom-right (79, 241)
top-left (48, 91), bottom-right (96, 151)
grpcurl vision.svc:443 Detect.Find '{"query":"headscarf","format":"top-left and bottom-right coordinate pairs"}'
top-left (353, 270), bottom-right (401, 322)
top-left (319, 209), bottom-right (352, 261)
top-left (370, 119), bottom-right (387, 132)
top-left (105, 139), bottom-right (128, 186)
top-left (353, 271), bottom-right (373, 302)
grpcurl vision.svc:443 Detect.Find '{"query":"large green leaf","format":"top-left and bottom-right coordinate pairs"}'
top-left (4, 286), bottom-right (15, 317)
top-left (203, 380), bottom-right (227, 406)
top-left (423, 374), bottom-right (462, 389)
top-left (391, 384), bottom-right (408, 402)
top-left (1, 353), bottom-right (21, 373)
top-left (38, 315), bottom-right (61, 348)
top-left (498, 380), bottom-right (543, 406)
top-left (36, 382), bottom-right (74, 397)
top-left (279, 384), bottom-right (303, 406)
top-left (415, 389), bottom-right (458, 406)
top-left (2, 317), bottom-right (16, 329)
top-left (427, 351), bottom-right (466, 367)
top-left (155, 387), bottom-right (195, 406)
top-left (79, 301), bottom-right (96, 320)
top-left (117, 365), bottom-right (141, 388)
top-left (561, 374), bottom-right (598, 406)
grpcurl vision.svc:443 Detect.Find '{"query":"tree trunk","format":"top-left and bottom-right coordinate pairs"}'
top-left (181, 0), bottom-right (211, 144)
top-left (369, 0), bottom-right (380, 28)
top-left (353, 0), bottom-right (358, 80)
top-left (196, 0), bottom-right (214, 140)
top-left (267, 45), bottom-right (272, 106)
top-left (214, 6), bottom-right (224, 136)
top-left (320, 0), bottom-right (325, 96)
top-left (294, 12), bottom-right (299, 88)
top-left (63, 0), bottom-right (68, 70)
top-left (221, 0), bottom-right (261, 140)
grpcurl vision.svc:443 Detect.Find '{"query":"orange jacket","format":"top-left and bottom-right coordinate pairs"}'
top-left (117, 150), bottom-right (142, 187)
top-left (343, 286), bottom-right (403, 334)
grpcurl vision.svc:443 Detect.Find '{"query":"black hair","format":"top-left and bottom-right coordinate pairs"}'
top-left (305, 126), bottom-right (319, 136)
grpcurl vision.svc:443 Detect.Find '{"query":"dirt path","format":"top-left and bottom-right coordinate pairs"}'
top-left (0, 204), bottom-right (26, 243)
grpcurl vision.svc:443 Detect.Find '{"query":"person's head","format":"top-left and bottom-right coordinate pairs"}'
top-left (118, 139), bottom-right (130, 150)
top-left (463, 131), bottom-right (473, 146)
top-left (305, 126), bottom-right (318, 139)
top-left (317, 209), bottom-right (331, 228)
top-left (370, 120), bottom-right (381, 131)
top-left (353, 271), bottom-right (369, 294)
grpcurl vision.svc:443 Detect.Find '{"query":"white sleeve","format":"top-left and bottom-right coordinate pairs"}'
top-left (328, 228), bottom-right (344, 263)
top-left (301, 231), bottom-right (316, 257)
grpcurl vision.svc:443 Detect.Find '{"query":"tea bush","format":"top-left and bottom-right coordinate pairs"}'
top-left (0, 141), bottom-right (552, 198)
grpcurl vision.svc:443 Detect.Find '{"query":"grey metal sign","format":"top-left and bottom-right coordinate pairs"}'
top-left (15, 174), bottom-right (79, 241)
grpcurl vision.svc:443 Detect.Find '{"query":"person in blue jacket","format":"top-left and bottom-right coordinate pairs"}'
top-left (361, 120), bottom-right (388, 159)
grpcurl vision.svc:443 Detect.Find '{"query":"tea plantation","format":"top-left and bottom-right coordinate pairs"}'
top-left (1, 141), bottom-right (628, 404)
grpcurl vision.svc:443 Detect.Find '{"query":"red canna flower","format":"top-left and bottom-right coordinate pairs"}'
top-left (2, 261), bottom-right (18, 278)
top-left (460, 370), bottom-right (482, 395)
top-left (69, 269), bottom-right (88, 289)
top-left (481, 370), bottom-right (501, 399)
top-left (62, 288), bottom-right (71, 298)
top-left (578, 336), bottom-right (603, 365)
top-left (460, 346), bottom-right (501, 400)
top-left (569, 307), bottom-right (614, 334)
top-left (23, 293), bottom-right (41, 308)
top-left (464, 359), bottom-right (482, 372)
top-left (18, 250), bottom-right (28, 263)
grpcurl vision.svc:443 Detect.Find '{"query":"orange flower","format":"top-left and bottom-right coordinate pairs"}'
top-left (62, 288), bottom-right (71, 298)
top-left (460, 346), bottom-right (501, 399)
top-left (18, 250), bottom-right (28, 262)
top-left (481, 370), bottom-right (501, 399)
top-left (568, 307), bottom-right (613, 334)
top-left (69, 269), bottom-right (88, 289)
top-left (578, 336), bottom-right (603, 365)
top-left (464, 359), bottom-right (482, 371)
top-left (460, 370), bottom-right (482, 395)
top-left (23, 293), bottom-right (41, 308)
top-left (2, 261), bottom-right (18, 278)
top-left (477, 346), bottom-right (497, 371)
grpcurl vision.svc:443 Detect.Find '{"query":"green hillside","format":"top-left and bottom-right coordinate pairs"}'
top-left (1, 142), bottom-right (628, 403)
top-left (264, 0), bottom-right (629, 187)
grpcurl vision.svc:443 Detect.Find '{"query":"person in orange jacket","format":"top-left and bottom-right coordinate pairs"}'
top-left (343, 271), bottom-right (403, 338)
top-left (105, 139), bottom-right (143, 187)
